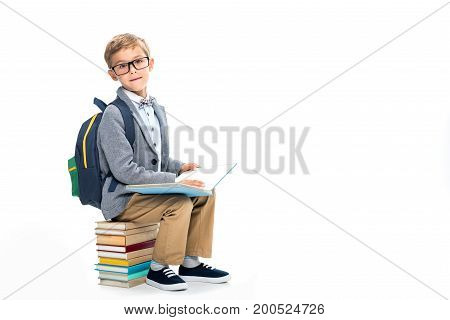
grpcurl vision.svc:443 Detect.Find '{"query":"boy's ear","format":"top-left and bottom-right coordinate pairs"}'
top-left (108, 69), bottom-right (119, 81)
top-left (148, 57), bottom-right (154, 71)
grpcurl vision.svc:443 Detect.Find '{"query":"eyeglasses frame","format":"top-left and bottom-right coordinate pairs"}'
top-left (110, 56), bottom-right (150, 76)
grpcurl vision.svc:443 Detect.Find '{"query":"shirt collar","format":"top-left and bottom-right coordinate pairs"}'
top-left (121, 87), bottom-right (150, 105)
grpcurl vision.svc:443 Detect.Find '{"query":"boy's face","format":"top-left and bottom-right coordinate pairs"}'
top-left (107, 46), bottom-right (154, 94)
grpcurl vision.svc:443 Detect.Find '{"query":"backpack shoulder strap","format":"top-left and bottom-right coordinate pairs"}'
top-left (93, 97), bottom-right (107, 112)
top-left (109, 97), bottom-right (135, 148)
top-left (105, 96), bottom-right (136, 193)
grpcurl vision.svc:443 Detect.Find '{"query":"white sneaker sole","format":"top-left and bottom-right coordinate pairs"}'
top-left (145, 278), bottom-right (188, 291)
top-left (180, 274), bottom-right (231, 283)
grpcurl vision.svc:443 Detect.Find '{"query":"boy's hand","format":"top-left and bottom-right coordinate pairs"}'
top-left (178, 163), bottom-right (204, 187)
top-left (179, 162), bottom-right (200, 174)
top-left (179, 179), bottom-right (205, 188)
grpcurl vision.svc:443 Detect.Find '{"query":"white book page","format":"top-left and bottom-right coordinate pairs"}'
top-left (175, 163), bottom-right (237, 190)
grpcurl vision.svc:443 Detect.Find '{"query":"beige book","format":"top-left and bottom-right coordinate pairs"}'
top-left (96, 220), bottom-right (159, 231)
top-left (96, 229), bottom-right (158, 246)
top-left (99, 277), bottom-right (145, 288)
top-left (95, 225), bottom-right (158, 236)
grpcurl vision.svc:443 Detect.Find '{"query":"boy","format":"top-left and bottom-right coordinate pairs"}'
top-left (97, 33), bottom-right (230, 291)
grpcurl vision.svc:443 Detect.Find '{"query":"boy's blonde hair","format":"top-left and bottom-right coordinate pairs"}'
top-left (104, 33), bottom-right (150, 69)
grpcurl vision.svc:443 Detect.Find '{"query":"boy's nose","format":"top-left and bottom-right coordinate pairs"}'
top-left (129, 64), bottom-right (137, 73)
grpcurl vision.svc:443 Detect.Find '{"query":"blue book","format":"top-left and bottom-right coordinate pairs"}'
top-left (126, 163), bottom-right (237, 197)
top-left (95, 261), bottom-right (151, 274)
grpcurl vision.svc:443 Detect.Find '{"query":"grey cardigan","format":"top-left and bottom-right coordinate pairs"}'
top-left (97, 86), bottom-right (184, 220)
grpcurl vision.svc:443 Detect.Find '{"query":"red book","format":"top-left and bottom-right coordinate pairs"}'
top-left (96, 239), bottom-right (156, 253)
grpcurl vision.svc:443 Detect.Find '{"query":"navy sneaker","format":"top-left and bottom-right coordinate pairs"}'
top-left (146, 267), bottom-right (188, 291)
top-left (179, 263), bottom-right (231, 283)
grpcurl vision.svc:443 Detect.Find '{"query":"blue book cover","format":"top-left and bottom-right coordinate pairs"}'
top-left (126, 183), bottom-right (212, 197)
top-left (98, 269), bottom-right (148, 281)
top-left (95, 261), bottom-right (151, 274)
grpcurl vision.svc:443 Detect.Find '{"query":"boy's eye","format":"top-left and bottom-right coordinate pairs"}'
top-left (118, 64), bottom-right (127, 69)
top-left (135, 58), bottom-right (143, 63)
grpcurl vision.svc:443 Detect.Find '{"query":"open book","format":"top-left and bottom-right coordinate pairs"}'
top-left (126, 163), bottom-right (237, 197)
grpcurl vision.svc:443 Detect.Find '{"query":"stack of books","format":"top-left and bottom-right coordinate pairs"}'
top-left (95, 220), bottom-right (159, 288)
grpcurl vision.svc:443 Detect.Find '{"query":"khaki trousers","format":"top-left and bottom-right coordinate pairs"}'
top-left (112, 189), bottom-right (215, 265)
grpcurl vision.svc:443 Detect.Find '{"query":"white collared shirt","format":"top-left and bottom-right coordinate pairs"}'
top-left (123, 88), bottom-right (162, 172)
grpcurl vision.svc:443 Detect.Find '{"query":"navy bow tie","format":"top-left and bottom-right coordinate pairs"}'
top-left (138, 97), bottom-right (151, 109)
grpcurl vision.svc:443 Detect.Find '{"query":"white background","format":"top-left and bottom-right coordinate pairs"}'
top-left (0, 0), bottom-right (449, 318)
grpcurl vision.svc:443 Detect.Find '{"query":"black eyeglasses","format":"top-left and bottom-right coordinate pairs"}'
top-left (111, 57), bottom-right (150, 76)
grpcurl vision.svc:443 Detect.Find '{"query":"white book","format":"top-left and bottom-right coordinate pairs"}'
top-left (126, 163), bottom-right (237, 197)
top-left (97, 248), bottom-right (154, 259)
top-left (96, 244), bottom-right (126, 252)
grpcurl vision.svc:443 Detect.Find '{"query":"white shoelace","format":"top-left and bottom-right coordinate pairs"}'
top-left (163, 268), bottom-right (177, 278)
top-left (203, 264), bottom-right (215, 270)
